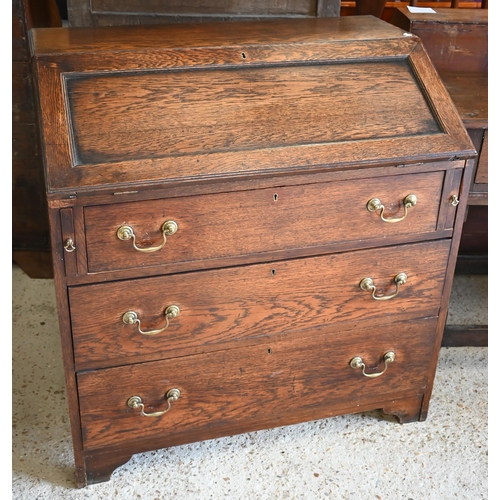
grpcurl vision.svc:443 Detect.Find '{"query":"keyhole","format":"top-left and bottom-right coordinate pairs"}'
top-left (273, 193), bottom-right (278, 202)
top-left (271, 269), bottom-right (276, 276)
top-left (268, 348), bottom-right (272, 354)
top-left (241, 52), bottom-right (247, 59)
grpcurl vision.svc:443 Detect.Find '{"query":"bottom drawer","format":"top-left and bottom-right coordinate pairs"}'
top-left (78, 316), bottom-right (438, 453)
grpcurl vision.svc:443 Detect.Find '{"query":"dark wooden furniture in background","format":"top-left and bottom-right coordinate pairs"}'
top-left (64, 0), bottom-right (487, 27)
top-left (12, 0), bottom-right (60, 278)
top-left (31, 17), bottom-right (475, 486)
top-left (66, 0), bottom-right (342, 26)
top-left (340, 1), bottom-right (486, 22)
top-left (390, 7), bottom-right (487, 347)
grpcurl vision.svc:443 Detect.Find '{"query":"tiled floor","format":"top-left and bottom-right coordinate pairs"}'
top-left (12, 265), bottom-right (487, 499)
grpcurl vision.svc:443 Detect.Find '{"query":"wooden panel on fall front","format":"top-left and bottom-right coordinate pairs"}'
top-left (66, 61), bottom-right (441, 167)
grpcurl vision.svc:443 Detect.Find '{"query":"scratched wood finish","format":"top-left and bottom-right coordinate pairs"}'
top-left (70, 239), bottom-right (451, 370)
top-left (390, 8), bottom-right (487, 74)
top-left (67, 60), bottom-right (440, 166)
top-left (77, 316), bottom-right (437, 451)
top-left (84, 171), bottom-right (445, 274)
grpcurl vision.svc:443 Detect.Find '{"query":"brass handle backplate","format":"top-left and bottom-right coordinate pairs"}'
top-left (122, 305), bottom-right (180, 336)
top-left (127, 388), bottom-right (181, 417)
top-left (350, 351), bottom-right (395, 378)
top-left (117, 220), bottom-right (178, 253)
top-left (367, 194), bottom-right (417, 223)
top-left (360, 272), bottom-right (407, 301)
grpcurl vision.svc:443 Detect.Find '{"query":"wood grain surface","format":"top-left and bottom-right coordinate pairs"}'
top-left (66, 60), bottom-right (440, 165)
top-left (31, 17), bottom-right (404, 54)
top-left (31, 16), bottom-right (477, 486)
top-left (31, 17), bottom-right (475, 193)
top-left (84, 171), bottom-right (446, 274)
top-left (390, 7), bottom-right (487, 74)
top-left (70, 239), bottom-right (451, 370)
top-left (77, 316), bottom-right (437, 451)
top-left (66, 0), bottom-right (341, 27)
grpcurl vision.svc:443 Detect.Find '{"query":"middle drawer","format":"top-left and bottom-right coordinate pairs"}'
top-left (69, 239), bottom-right (451, 371)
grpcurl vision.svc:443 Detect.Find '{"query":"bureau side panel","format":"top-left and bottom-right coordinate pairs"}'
top-left (46, 206), bottom-right (88, 487)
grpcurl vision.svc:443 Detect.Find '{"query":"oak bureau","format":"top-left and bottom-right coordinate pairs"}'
top-left (30, 16), bottom-right (475, 486)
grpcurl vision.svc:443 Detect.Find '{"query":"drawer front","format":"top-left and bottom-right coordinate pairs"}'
top-left (70, 239), bottom-right (451, 370)
top-left (77, 316), bottom-right (437, 452)
top-left (84, 171), bottom-right (445, 273)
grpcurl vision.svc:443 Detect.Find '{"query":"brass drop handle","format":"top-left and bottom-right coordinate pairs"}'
top-left (350, 351), bottom-right (395, 378)
top-left (359, 272), bottom-right (407, 301)
top-left (127, 388), bottom-right (181, 417)
top-left (122, 305), bottom-right (180, 336)
top-left (64, 238), bottom-right (76, 252)
top-left (116, 220), bottom-right (178, 253)
top-left (367, 194), bottom-right (417, 223)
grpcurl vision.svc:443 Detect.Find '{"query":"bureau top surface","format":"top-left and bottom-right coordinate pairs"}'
top-left (31, 16), bottom-right (475, 194)
top-left (31, 16), bottom-right (409, 56)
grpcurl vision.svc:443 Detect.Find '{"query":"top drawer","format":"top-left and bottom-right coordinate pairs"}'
top-left (84, 171), bottom-right (448, 274)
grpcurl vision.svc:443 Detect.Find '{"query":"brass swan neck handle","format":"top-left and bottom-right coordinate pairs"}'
top-left (367, 194), bottom-right (417, 223)
top-left (117, 220), bottom-right (178, 253)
